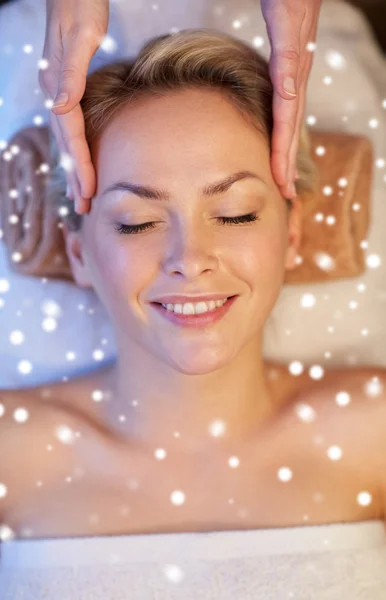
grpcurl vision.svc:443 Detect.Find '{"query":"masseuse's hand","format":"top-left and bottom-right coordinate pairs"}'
top-left (39, 0), bottom-right (109, 214)
top-left (261, 0), bottom-right (322, 199)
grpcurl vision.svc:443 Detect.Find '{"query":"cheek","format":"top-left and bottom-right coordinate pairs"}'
top-left (83, 230), bottom-right (135, 305)
top-left (234, 223), bottom-right (288, 285)
top-left (83, 229), bottom-right (157, 312)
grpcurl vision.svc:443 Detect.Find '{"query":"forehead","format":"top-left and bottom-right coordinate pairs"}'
top-left (92, 89), bottom-right (269, 184)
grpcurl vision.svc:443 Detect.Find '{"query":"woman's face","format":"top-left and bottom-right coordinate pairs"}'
top-left (66, 88), bottom-right (301, 373)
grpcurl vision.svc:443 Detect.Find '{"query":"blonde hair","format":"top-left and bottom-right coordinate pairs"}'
top-left (47, 28), bottom-right (317, 231)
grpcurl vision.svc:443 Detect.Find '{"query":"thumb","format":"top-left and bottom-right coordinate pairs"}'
top-left (269, 49), bottom-right (300, 101)
top-left (262, 3), bottom-right (302, 101)
top-left (51, 32), bottom-right (101, 113)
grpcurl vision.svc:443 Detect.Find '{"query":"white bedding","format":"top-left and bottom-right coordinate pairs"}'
top-left (0, 0), bottom-right (385, 388)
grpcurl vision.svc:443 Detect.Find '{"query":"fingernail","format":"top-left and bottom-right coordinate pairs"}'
top-left (283, 77), bottom-right (297, 97)
top-left (52, 92), bottom-right (69, 109)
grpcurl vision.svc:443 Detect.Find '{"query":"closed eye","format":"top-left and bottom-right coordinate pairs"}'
top-left (114, 212), bottom-right (260, 235)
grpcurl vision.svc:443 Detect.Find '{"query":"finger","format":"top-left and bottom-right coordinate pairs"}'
top-left (265, 10), bottom-right (303, 187)
top-left (265, 2), bottom-right (303, 101)
top-left (51, 28), bottom-right (102, 114)
top-left (270, 73), bottom-right (300, 191)
top-left (54, 104), bottom-right (95, 210)
top-left (49, 110), bottom-right (82, 212)
top-left (285, 52), bottom-right (313, 196)
top-left (38, 11), bottom-right (61, 100)
top-left (286, 21), bottom-right (319, 193)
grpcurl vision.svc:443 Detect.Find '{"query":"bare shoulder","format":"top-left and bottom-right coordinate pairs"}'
top-left (294, 365), bottom-right (386, 493)
top-left (29, 363), bottom-right (115, 425)
top-left (0, 387), bottom-right (91, 523)
top-left (297, 364), bottom-right (386, 421)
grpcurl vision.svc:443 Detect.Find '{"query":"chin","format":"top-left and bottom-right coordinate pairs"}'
top-left (167, 350), bottom-right (231, 375)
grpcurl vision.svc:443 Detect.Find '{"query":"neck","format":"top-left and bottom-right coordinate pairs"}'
top-left (101, 333), bottom-right (279, 456)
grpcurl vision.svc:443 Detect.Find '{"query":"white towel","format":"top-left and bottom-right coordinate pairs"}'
top-left (1, 520), bottom-right (386, 599)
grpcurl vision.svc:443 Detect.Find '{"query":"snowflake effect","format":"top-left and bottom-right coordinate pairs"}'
top-left (0, 6), bottom-right (385, 581)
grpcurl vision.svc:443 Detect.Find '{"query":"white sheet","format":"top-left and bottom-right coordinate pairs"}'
top-left (1, 521), bottom-right (386, 600)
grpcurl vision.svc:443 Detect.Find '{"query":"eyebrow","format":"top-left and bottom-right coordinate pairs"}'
top-left (101, 170), bottom-right (267, 202)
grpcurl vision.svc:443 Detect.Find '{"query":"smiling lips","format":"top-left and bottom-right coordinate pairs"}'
top-left (152, 293), bottom-right (236, 304)
top-left (151, 295), bottom-right (237, 328)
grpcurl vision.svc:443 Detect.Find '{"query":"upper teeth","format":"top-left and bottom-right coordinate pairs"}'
top-left (162, 298), bottom-right (228, 314)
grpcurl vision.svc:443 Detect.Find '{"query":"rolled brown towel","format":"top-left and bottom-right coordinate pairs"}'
top-left (0, 126), bottom-right (72, 279)
top-left (285, 130), bottom-right (373, 284)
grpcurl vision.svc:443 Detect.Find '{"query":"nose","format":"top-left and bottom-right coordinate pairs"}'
top-left (162, 222), bottom-right (219, 278)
